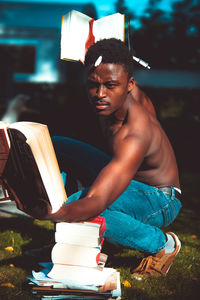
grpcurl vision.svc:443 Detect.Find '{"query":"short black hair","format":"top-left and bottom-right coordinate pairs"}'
top-left (84, 38), bottom-right (134, 78)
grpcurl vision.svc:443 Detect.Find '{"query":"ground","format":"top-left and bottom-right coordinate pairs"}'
top-left (0, 171), bottom-right (199, 300)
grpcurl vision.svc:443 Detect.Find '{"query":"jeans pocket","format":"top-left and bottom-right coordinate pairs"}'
top-left (143, 198), bottom-right (181, 228)
top-left (161, 204), bottom-right (171, 227)
top-left (161, 198), bottom-right (182, 227)
top-left (143, 208), bottom-right (166, 228)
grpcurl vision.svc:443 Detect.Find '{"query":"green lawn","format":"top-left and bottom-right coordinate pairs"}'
top-left (0, 172), bottom-right (199, 300)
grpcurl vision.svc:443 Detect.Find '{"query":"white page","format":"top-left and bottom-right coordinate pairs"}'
top-left (48, 264), bottom-right (116, 286)
top-left (61, 10), bottom-right (92, 61)
top-left (51, 243), bottom-right (100, 267)
top-left (93, 13), bottom-right (124, 42)
top-left (9, 122), bottom-right (67, 213)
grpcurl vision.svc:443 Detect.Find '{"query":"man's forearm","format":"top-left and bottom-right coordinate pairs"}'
top-left (48, 196), bottom-right (104, 223)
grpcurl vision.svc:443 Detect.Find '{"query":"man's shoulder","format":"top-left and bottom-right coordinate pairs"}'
top-left (122, 102), bottom-right (163, 152)
top-left (128, 100), bottom-right (154, 133)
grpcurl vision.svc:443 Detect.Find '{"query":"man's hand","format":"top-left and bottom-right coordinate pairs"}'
top-left (15, 195), bottom-right (52, 220)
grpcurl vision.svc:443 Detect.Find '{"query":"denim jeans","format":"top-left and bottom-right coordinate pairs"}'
top-left (52, 136), bottom-right (182, 254)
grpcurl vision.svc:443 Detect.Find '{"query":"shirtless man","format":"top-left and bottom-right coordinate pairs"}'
top-left (20, 39), bottom-right (182, 278)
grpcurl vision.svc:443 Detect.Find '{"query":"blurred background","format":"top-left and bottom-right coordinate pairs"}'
top-left (0, 0), bottom-right (199, 173)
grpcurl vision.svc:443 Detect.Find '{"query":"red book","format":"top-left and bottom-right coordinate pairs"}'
top-left (85, 216), bottom-right (106, 237)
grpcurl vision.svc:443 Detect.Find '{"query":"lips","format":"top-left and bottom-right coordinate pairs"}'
top-left (94, 101), bottom-right (109, 110)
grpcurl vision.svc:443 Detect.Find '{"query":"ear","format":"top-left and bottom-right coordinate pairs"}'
top-left (128, 77), bottom-right (134, 93)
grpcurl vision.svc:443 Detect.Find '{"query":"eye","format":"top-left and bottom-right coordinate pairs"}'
top-left (106, 83), bottom-right (117, 89)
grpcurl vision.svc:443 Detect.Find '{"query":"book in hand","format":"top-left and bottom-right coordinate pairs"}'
top-left (0, 121), bottom-right (67, 213)
top-left (60, 10), bottom-right (125, 62)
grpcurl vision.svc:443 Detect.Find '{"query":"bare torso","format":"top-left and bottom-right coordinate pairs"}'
top-left (99, 94), bottom-right (180, 189)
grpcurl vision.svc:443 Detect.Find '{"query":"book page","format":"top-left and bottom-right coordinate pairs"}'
top-left (93, 13), bottom-right (125, 43)
top-left (55, 230), bottom-right (101, 247)
top-left (48, 264), bottom-right (117, 286)
top-left (51, 243), bottom-right (100, 267)
top-left (9, 122), bottom-right (67, 213)
top-left (56, 222), bottom-right (101, 236)
top-left (61, 10), bottom-right (92, 62)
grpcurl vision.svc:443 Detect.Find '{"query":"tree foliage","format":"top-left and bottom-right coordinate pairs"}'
top-left (116, 0), bottom-right (200, 70)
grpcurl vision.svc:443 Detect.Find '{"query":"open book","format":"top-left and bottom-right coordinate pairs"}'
top-left (60, 10), bottom-right (125, 62)
top-left (48, 264), bottom-right (118, 287)
top-left (29, 262), bottom-right (121, 298)
top-left (0, 121), bottom-right (67, 213)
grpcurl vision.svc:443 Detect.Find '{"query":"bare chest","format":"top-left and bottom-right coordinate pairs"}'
top-left (100, 121), bottom-right (123, 154)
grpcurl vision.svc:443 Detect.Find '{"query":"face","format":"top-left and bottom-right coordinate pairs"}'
top-left (86, 63), bottom-right (134, 117)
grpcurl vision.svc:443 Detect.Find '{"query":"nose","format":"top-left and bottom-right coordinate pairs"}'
top-left (96, 84), bottom-right (106, 99)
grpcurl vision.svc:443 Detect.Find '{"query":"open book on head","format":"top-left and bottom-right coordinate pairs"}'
top-left (0, 121), bottom-right (67, 213)
top-left (60, 9), bottom-right (150, 69)
top-left (60, 10), bottom-right (125, 63)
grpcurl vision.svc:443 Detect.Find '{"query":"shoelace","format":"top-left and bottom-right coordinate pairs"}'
top-left (133, 256), bottom-right (162, 275)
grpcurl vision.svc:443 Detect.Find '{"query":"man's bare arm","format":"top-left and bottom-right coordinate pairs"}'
top-left (47, 133), bottom-right (150, 223)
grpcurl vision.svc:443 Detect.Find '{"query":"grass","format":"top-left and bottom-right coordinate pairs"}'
top-left (0, 172), bottom-right (200, 300)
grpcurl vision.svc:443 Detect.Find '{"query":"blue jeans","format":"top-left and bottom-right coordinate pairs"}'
top-left (52, 136), bottom-right (182, 254)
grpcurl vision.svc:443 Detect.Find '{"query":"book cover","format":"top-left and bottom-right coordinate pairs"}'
top-left (0, 123), bottom-right (10, 175)
top-left (0, 121), bottom-right (67, 213)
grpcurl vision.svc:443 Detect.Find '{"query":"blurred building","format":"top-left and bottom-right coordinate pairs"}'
top-left (0, 1), bottom-right (97, 85)
top-left (0, 0), bottom-right (199, 91)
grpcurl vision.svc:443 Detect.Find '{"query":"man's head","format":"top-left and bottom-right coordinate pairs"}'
top-left (85, 39), bottom-right (134, 117)
top-left (84, 38), bottom-right (134, 79)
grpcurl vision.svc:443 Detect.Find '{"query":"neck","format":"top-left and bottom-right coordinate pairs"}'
top-left (112, 93), bottom-right (131, 124)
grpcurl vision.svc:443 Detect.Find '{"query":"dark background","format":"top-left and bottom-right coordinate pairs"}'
top-left (0, 0), bottom-right (199, 174)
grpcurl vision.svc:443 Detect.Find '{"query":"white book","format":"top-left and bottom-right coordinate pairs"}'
top-left (51, 243), bottom-right (100, 268)
top-left (55, 221), bottom-right (104, 236)
top-left (54, 231), bottom-right (102, 248)
top-left (61, 10), bottom-right (125, 62)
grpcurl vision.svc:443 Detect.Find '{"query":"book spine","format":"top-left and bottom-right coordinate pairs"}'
top-left (86, 216), bottom-right (106, 236)
top-left (0, 127), bottom-right (10, 176)
top-left (85, 18), bottom-right (95, 52)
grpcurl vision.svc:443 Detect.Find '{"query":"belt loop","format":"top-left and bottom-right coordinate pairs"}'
top-left (171, 186), bottom-right (175, 199)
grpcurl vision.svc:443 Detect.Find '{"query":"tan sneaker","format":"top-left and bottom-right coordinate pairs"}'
top-left (132, 232), bottom-right (181, 279)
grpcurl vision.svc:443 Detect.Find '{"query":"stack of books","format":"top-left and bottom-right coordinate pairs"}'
top-left (48, 217), bottom-right (107, 280)
top-left (0, 121), bottom-right (121, 298)
top-left (28, 217), bottom-right (121, 299)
